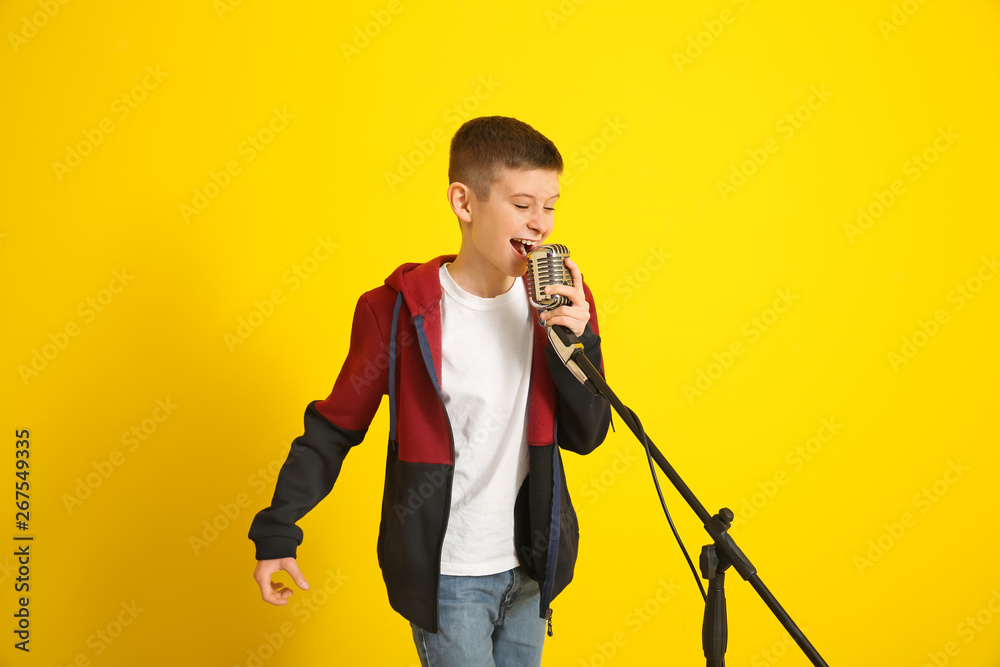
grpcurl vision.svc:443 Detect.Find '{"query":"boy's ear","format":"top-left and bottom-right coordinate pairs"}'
top-left (447, 182), bottom-right (474, 225)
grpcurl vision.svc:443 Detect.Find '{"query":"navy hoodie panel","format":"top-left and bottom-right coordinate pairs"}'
top-left (540, 425), bottom-right (562, 615)
top-left (410, 312), bottom-right (457, 633)
top-left (376, 445), bottom-right (453, 632)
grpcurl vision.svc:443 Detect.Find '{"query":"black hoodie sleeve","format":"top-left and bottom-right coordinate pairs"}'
top-left (246, 402), bottom-right (367, 560)
top-left (247, 293), bottom-right (389, 560)
top-left (545, 322), bottom-right (611, 455)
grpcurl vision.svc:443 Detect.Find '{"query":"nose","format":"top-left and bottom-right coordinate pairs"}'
top-left (527, 207), bottom-right (549, 237)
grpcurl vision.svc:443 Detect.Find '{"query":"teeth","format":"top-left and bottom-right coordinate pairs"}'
top-left (513, 239), bottom-right (537, 258)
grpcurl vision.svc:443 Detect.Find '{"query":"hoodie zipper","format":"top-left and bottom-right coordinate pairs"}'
top-left (412, 312), bottom-right (456, 634)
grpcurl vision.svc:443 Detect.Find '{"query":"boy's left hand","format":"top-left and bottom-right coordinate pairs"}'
top-left (539, 258), bottom-right (590, 337)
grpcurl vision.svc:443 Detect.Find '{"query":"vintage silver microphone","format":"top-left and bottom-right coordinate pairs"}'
top-left (524, 243), bottom-right (595, 391)
top-left (525, 243), bottom-right (573, 310)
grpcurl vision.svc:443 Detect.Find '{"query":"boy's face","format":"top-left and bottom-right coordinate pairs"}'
top-left (464, 167), bottom-right (560, 279)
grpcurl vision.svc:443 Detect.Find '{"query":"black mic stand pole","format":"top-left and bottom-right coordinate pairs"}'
top-left (550, 326), bottom-right (828, 667)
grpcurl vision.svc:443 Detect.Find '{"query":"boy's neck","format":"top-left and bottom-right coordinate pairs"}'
top-left (446, 252), bottom-right (518, 299)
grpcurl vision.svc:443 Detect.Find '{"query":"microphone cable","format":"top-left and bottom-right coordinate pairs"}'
top-left (526, 243), bottom-right (707, 600)
top-left (623, 403), bottom-right (708, 602)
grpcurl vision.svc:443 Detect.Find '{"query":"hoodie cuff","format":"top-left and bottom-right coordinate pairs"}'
top-left (253, 536), bottom-right (300, 561)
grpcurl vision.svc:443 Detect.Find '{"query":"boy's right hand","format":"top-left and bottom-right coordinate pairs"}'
top-left (253, 557), bottom-right (310, 606)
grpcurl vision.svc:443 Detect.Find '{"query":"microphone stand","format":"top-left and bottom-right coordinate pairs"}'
top-left (548, 325), bottom-right (828, 667)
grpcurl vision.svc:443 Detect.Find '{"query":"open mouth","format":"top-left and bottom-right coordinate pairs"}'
top-left (510, 238), bottom-right (536, 259)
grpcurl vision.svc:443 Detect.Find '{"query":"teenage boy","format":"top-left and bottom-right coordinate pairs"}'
top-left (249, 115), bottom-right (611, 666)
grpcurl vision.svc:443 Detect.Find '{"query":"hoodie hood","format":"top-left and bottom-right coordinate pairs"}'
top-left (385, 255), bottom-right (455, 318)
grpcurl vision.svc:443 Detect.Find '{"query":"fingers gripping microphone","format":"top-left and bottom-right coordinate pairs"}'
top-left (524, 244), bottom-right (596, 392)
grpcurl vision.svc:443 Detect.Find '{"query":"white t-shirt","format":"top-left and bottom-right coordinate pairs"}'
top-left (437, 263), bottom-right (534, 576)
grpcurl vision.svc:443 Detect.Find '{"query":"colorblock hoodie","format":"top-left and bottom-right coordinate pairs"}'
top-left (248, 255), bottom-right (612, 632)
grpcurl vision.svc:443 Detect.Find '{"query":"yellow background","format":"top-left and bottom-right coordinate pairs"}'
top-left (2, 0), bottom-right (998, 664)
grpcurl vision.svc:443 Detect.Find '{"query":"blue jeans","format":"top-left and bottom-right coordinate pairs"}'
top-left (410, 567), bottom-right (546, 667)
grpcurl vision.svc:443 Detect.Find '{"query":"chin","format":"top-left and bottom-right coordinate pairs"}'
top-left (498, 251), bottom-right (528, 278)
top-left (508, 261), bottom-right (528, 278)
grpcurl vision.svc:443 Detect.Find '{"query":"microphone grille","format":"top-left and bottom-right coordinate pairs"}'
top-left (525, 244), bottom-right (572, 310)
